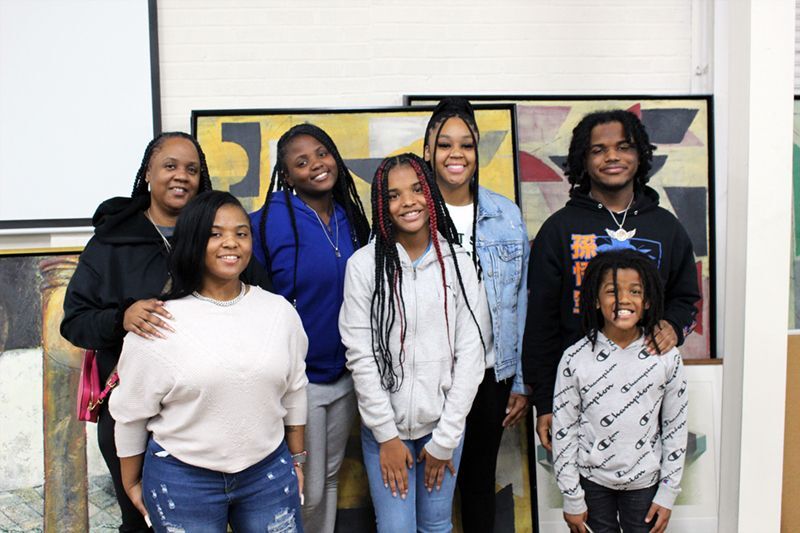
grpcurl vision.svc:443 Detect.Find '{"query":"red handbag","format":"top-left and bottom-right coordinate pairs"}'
top-left (76, 350), bottom-right (119, 423)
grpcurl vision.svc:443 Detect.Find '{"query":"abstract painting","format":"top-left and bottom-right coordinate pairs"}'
top-left (192, 105), bottom-right (519, 218)
top-left (407, 95), bottom-right (715, 360)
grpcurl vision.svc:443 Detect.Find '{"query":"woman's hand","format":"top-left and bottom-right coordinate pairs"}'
top-left (120, 455), bottom-right (148, 520)
top-left (417, 447), bottom-right (455, 493)
top-left (123, 479), bottom-right (149, 519)
top-left (123, 298), bottom-right (174, 340)
top-left (502, 393), bottom-right (530, 427)
top-left (646, 320), bottom-right (678, 355)
top-left (645, 503), bottom-right (671, 533)
top-left (379, 437), bottom-right (413, 499)
top-left (563, 510), bottom-right (588, 533)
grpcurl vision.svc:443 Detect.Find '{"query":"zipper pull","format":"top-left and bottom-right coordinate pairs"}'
top-left (413, 266), bottom-right (417, 280)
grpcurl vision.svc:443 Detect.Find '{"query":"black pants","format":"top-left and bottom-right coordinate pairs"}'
top-left (97, 400), bottom-right (151, 533)
top-left (457, 368), bottom-right (513, 533)
top-left (580, 477), bottom-right (659, 533)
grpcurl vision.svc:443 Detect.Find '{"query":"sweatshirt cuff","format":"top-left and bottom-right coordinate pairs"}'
top-left (534, 398), bottom-right (553, 417)
top-left (562, 493), bottom-right (588, 515)
top-left (423, 439), bottom-right (453, 461)
top-left (664, 319), bottom-right (685, 347)
top-left (282, 388), bottom-right (307, 426)
top-left (653, 481), bottom-right (681, 510)
top-left (114, 420), bottom-right (149, 458)
top-left (371, 420), bottom-right (400, 445)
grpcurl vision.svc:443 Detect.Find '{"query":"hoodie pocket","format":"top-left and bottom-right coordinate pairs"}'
top-left (411, 360), bottom-right (449, 430)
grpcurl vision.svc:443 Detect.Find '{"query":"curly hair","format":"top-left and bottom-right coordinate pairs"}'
top-left (565, 110), bottom-right (656, 195)
top-left (579, 249), bottom-right (665, 352)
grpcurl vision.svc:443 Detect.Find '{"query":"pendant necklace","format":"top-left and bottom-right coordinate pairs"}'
top-left (602, 195), bottom-right (637, 242)
top-left (308, 203), bottom-right (341, 257)
top-left (144, 209), bottom-right (173, 253)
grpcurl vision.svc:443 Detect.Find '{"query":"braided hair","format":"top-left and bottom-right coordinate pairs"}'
top-left (423, 97), bottom-right (481, 273)
top-left (130, 132), bottom-right (213, 198)
top-left (579, 249), bottom-right (665, 352)
top-left (370, 152), bottom-right (484, 391)
top-left (256, 123), bottom-right (370, 303)
top-left (564, 110), bottom-right (656, 195)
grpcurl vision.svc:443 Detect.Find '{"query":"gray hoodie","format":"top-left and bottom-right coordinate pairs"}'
top-left (339, 236), bottom-right (485, 460)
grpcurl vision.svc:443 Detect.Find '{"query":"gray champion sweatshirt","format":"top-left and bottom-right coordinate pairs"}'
top-left (551, 332), bottom-right (688, 515)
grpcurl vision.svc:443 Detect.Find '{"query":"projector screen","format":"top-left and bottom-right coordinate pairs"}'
top-left (0, 0), bottom-right (158, 229)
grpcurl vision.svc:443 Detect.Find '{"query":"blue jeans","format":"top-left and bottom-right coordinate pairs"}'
top-left (361, 427), bottom-right (464, 533)
top-left (142, 438), bottom-right (303, 533)
top-left (580, 476), bottom-right (658, 533)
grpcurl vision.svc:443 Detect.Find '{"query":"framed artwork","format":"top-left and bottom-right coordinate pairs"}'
top-left (532, 363), bottom-right (722, 533)
top-left (790, 97), bottom-right (800, 329)
top-left (407, 95), bottom-right (715, 360)
top-left (192, 105), bottom-right (534, 532)
top-left (192, 104), bottom-right (520, 216)
top-left (0, 249), bottom-right (118, 531)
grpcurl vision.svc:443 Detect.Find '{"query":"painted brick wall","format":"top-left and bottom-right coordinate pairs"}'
top-left (157, 0), bottom-right (695, 131)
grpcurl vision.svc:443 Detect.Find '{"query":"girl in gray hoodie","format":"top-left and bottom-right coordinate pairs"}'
top-left (339, 153), bottom-right (485, 532)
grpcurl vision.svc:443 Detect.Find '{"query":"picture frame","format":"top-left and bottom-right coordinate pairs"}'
top-left (406, 95), bottom-right (716, 360)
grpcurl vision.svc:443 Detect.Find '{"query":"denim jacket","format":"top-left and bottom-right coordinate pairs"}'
top-left (474, 187), bottom-right (530, 394)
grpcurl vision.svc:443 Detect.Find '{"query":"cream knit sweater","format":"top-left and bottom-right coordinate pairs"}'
top-left (110, 286), bottom-right (308, 473)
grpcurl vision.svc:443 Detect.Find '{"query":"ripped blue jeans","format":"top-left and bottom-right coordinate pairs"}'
top-left (142, 438), bottom-right (303, 533)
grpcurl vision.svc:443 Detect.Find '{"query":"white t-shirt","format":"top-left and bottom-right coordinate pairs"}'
top-left (446, 202), bottom-right (475, 257)
top-left (446, 202), bottom-right (496, 370)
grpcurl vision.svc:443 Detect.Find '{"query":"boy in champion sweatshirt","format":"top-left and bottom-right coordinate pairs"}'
top-left (552, 250), bottom-right (688, 533)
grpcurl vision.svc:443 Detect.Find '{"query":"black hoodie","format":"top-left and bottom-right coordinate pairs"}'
top-left (521, 186), bottom-right (699, 415)
top-left (61, 195), bottom-right (272, 383)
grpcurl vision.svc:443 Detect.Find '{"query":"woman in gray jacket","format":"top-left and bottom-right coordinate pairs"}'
top-left (339, 153), bottom-right (485, 532)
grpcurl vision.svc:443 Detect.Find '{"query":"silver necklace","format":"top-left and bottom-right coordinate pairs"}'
top-left (144, 209), bottom-right (173, 253)
top-left (308, 204), bottom-right (341, 257)
top-left (602, 195), bottom-right (637, 241)
top-left (192, 282), bottom-right (247, 307)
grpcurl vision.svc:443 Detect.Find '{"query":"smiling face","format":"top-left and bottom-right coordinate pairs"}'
top-left (425, 117), bottom-right (477, 201)
top-left (202, 204), bottom-right (253, 289)
top-left (586, 121), bottom-right (639, 194)
top-left (146, 137), bottom-right (201, 220)
top-left (597, 267), bottom-right (649, 343)
top-left (281, 134), bottom-right (338, 202)
top-left (387, 164), bottom-right (430, 242)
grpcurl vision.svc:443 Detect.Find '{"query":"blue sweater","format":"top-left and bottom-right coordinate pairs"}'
top-left (250, 194), bottom-right (356, 383)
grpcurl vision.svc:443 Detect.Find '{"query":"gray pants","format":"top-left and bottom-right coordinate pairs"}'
top-left (302, 372), bottom-right (356, 533)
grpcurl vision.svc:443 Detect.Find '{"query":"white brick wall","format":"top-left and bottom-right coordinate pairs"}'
top-left (157, 0), bottom-right (697, 131)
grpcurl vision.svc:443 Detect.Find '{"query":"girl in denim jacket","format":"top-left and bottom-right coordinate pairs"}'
top-left (339, 153), bottom-right (485, 532)
top-left (423, 97), bottom-right (530, 533)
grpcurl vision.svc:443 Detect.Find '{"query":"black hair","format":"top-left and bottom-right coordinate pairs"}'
top-left (164, 191), bottom-right (248, 301)
top-left (423, 97), bottom-right (481, 273)
top-left (564, 110), bottom-right (656, 195)
top-left (256, 123), bottom-right (371, 303)
top-left (370, 152), bottom-right (483, 391)
top-left (130, 131), bottom-right (213, 198)
top-left (579, 249), bottom-right (665, 351)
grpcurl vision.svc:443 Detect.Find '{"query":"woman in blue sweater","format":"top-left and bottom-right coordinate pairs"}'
top-left (250, 123), bottom-right (370, 533)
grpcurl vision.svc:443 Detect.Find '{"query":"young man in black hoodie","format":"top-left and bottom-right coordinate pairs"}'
top-left (521, 110), bottom-right (700, 451)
